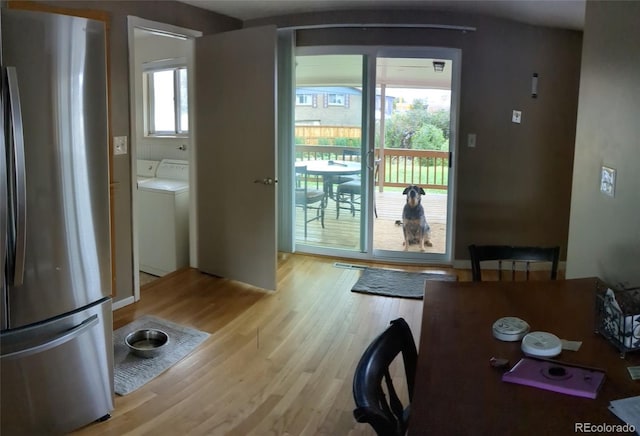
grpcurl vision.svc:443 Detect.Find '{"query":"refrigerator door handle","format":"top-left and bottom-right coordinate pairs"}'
top-left (1, 314), bottom-right (99, 360)
top-left (6, 67), bottom-right (27, 286)
top-left (0, 77), bottom-right (9, 292)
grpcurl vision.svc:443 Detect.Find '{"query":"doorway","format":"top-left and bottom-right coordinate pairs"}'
top-left (127, 17), bottom-right (201, 301)
top-left (292, 47), bottom-right (459, 265)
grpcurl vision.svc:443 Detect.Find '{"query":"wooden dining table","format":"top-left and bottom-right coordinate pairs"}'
top-left (409, 278), bottom-right (640, 435)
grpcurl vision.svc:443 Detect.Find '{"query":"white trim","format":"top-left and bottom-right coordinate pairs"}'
top-left (127, 16), bottom-right (201, 304)
top-left (112, 296), bottom-right (135, 310)
top-left (281, 23), bottom-right (476, 32)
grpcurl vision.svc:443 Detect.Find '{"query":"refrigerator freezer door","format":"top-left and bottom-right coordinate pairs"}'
top-left (1, 9), bottom-right (111, 328)
top-left (0, 298), bottom-right (114, 434)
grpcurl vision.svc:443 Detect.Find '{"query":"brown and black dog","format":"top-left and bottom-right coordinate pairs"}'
top-left (402, 185), bottom-right (433, 251)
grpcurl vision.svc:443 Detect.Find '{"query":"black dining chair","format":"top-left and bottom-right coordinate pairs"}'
top-left (336, 159), bottom-right (380, 219)
top-left (468, 244), bottom-right (560, 281)
top-left (295, 165), bottom-right (325, 238)
top-left (342, 148), bottom-right (361, 162)
top-left (353, 317), bottom-right (417, 436)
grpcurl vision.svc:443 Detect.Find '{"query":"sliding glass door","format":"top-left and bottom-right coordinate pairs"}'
top-left (371, 50), bottom-right (458, 264)
top-left (293, 53), bottom-right (368, 254)
top-left (292, 46), bottom-right (460, 265)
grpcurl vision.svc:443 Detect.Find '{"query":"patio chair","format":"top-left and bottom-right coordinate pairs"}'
top-left (333, 149), bottom-right (361, 185)
top-left (468, 244), bottom-right (560, 281)
top-left (295, 165), bottom-right (325, 238)
top-left (342, 149), bottom-right (361, 161)
top-left (352, 318), bottom-right (417, 436)
top-left (336, 159), bottom-right (380, 219)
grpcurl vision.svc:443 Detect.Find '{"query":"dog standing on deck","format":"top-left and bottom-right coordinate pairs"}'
top-left (402, 185), bottom-right (432, 251)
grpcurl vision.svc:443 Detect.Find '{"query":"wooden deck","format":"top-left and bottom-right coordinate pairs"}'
top-left (295, 191), bottom-right (448, 254)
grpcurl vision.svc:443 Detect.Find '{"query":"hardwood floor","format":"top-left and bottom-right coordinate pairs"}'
top-left (73, 254), bottom-right (466, 435)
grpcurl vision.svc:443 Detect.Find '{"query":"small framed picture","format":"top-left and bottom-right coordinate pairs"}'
top-left (600, 166), bottom-right (616, 197)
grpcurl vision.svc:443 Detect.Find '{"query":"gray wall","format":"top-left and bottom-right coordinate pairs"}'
top-left (566, 1), bottom-right (640, 287)
top-left (253, 9), bottom-right (583, 261)
top-left (39, 0), bottom-right (241, 304)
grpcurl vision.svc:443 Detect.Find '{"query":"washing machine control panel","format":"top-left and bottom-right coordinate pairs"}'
top-left (156, 159), bottom-right (189, 181)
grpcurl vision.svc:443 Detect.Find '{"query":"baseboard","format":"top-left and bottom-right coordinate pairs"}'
top-left (112, 296), bottom-right (135, 311)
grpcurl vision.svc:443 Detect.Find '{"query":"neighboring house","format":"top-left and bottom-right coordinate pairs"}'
top-left (295, 86), bottom-right (394, 126)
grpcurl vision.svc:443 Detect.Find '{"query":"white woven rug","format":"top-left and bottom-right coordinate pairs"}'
top-left (113, 315), bottom-right (210, 395)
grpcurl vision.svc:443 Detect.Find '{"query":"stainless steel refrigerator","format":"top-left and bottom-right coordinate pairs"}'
top-left (1, 8), bottom-right (114, 434)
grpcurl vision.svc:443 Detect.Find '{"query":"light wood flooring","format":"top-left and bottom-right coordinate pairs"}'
top-left (72, 254), bottom-right (467, 435)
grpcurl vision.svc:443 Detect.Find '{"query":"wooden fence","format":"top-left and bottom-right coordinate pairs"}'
top-left (295, 126), bottom-right (361, 145)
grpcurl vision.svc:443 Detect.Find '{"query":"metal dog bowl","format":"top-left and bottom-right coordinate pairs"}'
top-left (125, 329), bottom-right (169, 358)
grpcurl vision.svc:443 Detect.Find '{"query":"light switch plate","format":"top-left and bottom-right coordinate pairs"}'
top-left (114, 136), bottom-right (128, 155)
top-left (600, 165), bottom-right (616, 197)
top-left (468, 133), bottom-right (476, 148)
top-left (512, 110), bottom-right (522, 124)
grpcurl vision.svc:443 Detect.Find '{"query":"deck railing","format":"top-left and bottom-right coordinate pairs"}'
top-left (295, 145), bottom-right (449, 190)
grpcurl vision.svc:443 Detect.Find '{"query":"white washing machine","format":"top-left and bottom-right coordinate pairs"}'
top-left (138, 159), bottom-right (189, 276)
top-left (137, 159), bottom-right (160, 185)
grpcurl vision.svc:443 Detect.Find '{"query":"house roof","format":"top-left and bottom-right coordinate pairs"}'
top-left (296, 86), bottom-right (361, 95)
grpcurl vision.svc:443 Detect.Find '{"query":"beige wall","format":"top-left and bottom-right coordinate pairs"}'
top-left (40, 0), bottom-right (241, 304)
top-left (255, 10), bottom-right (583, 261)
top-left (566, 1), bottom-right (640, 286)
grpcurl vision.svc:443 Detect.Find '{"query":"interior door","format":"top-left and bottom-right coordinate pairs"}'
top-left (195, 26), bottom-right (277, 290)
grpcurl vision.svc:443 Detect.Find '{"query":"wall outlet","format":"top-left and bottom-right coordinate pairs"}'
top-left (468, 133), bottom-right (477, 148)
top-left (512, 110), bottom-right (522, 124)
top-left (114, 136), bottom-right (128, 155)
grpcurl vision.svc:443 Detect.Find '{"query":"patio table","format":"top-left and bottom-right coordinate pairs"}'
top-left (295, 160), bottom-right (361, 203)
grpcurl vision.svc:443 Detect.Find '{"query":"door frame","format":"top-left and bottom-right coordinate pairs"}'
top-left (126, 16), bottom-right (201, 305)
top-left (291, 45), bottom-right (461, 265)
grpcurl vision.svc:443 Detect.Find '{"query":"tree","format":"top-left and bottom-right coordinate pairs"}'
top-left (413, 124), bottom-right (446, 150)
top-left (381, 99), bottom-right (449, 150)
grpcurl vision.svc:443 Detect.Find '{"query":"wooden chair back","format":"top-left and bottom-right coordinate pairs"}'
top-left (468, 244), bottom-right (560, 281)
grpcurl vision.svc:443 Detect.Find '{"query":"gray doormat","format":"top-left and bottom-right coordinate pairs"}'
top-left (113, 315), bottom-right (210, 395)
top-left (351, 267), bottom-right (457, 299)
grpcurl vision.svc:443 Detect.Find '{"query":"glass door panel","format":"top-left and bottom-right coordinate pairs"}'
top-left (294, 54), bottom-right (366, 254)
top-left (371, 54), bottom-right (456, 264)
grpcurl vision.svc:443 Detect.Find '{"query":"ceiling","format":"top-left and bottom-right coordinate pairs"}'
top-left (178, 0), bottom-right (586, 30)
top-left (296, 55), bottom-right (453, 90)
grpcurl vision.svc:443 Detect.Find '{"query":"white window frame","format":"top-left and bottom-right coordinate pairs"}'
top-left (296, 93), bottom-right (313, 106)
top-left (327, 93), bottom-right (346, 106)
top-left (143, 57), bottom-right (189, 137)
